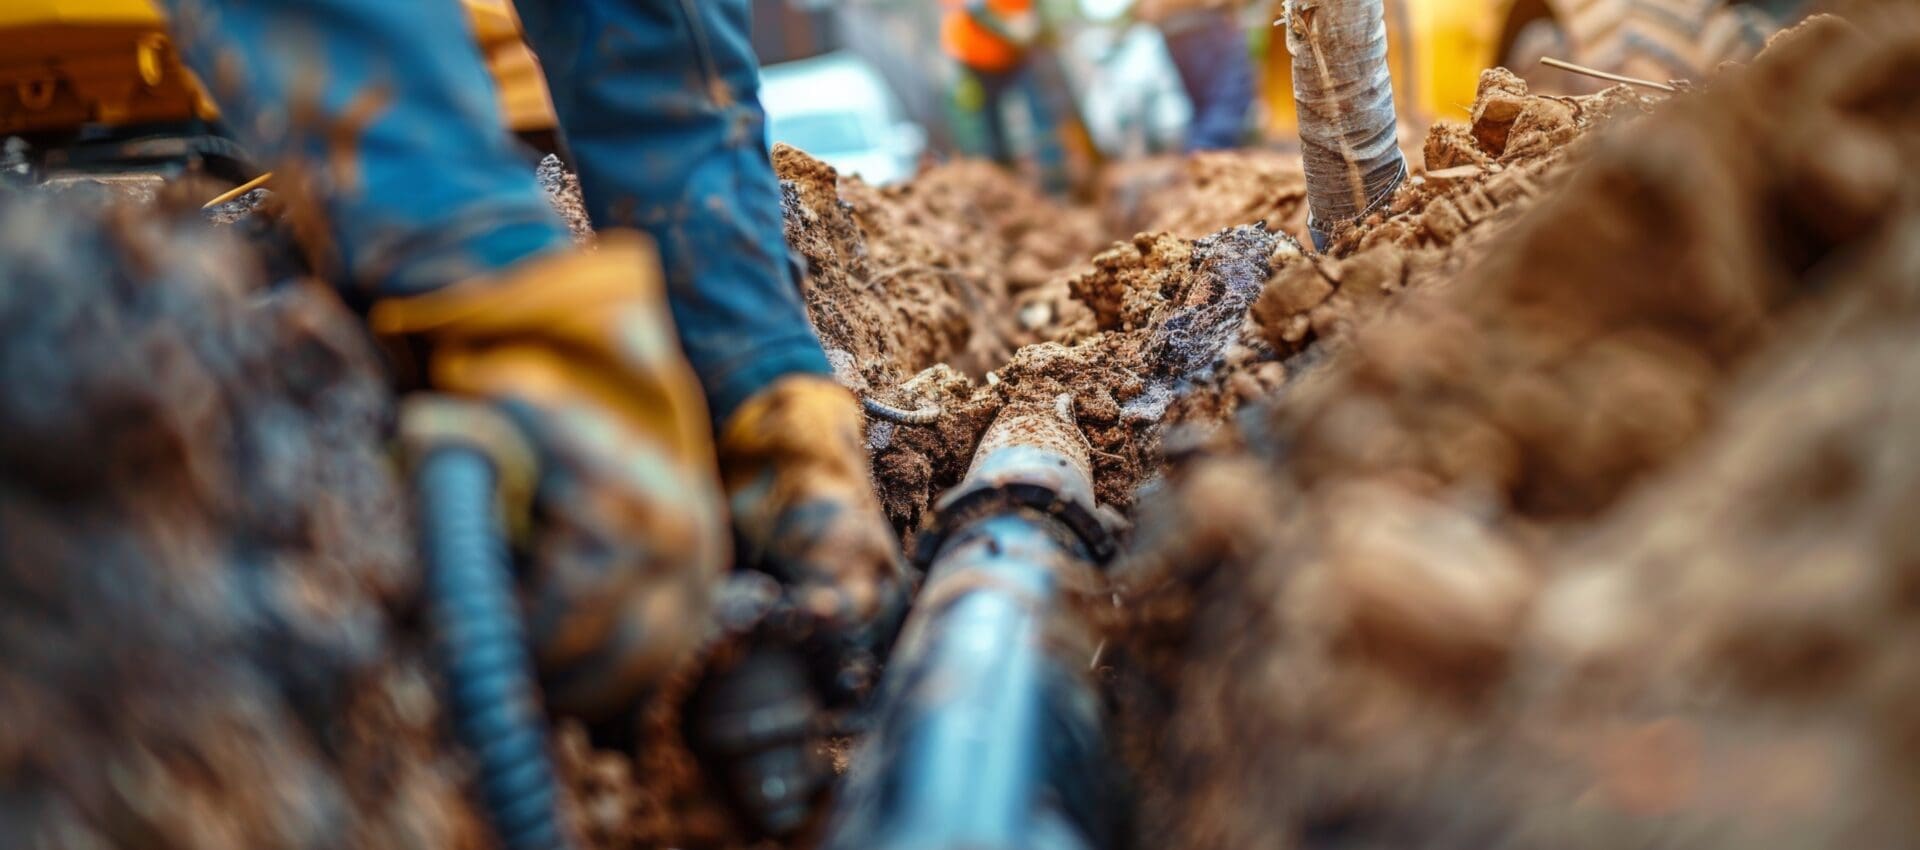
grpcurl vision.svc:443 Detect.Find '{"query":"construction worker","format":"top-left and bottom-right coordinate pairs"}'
top-left (158, 0), bottom-right (903, 746)
top-left (1136, 0), bottom-right (1255, 150)
top-left (941, 0), bottom-right (1051, 166)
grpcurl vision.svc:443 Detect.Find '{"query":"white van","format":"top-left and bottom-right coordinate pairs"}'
top-left (761, 51), bottom-right (927, 186)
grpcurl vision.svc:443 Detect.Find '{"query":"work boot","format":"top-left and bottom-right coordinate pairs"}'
top-left (372, 233), bottom-right (727, 721)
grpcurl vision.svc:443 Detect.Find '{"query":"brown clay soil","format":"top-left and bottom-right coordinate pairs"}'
top-left (8, 6), bottom-right (1920, 849)
top-left (1100, 149), bottom-right (1311, 243)
top-left (778, 145), bottom-right (1281, 519)
top-left (1108, 10), bottom-right (1920, 850)
top-left (0, 189), bottom-right (487, 849)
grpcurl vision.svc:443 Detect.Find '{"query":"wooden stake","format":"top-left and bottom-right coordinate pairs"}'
top-left (201, 171), bottom-right (274, 209)
top-left (1539, 57), bottom-right (1679, 93)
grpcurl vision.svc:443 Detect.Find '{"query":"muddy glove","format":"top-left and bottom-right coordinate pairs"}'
top-left (372, 233), bottom-right (727, 721)
top-left (718, 375), bottom-right (909, 701)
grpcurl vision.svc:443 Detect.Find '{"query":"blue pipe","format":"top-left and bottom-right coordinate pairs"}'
top-left (824, 417), bottom-right (1121, 850)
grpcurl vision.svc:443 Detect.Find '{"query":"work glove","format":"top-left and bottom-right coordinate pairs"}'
top-left (717, 375), bottom-right (910, 702)
top-left (372, 233), bottom-right (727, 722)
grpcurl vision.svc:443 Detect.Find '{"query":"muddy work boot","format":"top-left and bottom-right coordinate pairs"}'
top-left (372, 234), bottom-right (727, 722)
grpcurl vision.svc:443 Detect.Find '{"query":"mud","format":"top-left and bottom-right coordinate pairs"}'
top-left (537, 154), bottom-right (594, 243)
top-left (0, 194), bottom-right (485, 849)
top-left (1110, 11), bottom-right (1920, 850)
top-left (777, 146), bottom-right (1282, 521)
top-left (1101, 150), bottom-right (1311, 244)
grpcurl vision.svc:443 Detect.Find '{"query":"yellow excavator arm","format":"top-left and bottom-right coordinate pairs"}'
top-left (0, 0), bottom-right (555, 138)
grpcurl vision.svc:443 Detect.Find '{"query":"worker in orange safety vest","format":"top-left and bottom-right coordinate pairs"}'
top-left (940, 0), bottom-right (1051, 167)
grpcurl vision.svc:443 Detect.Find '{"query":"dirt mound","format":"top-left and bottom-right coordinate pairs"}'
top-left (777, 147), bottom-right (1105, 385)
top-left (1251, 68), bottom-right (1658, 366)
top-left (0, 195), bottom-right (484, 848)
top-left (0, 187), bottom-right (739, 850)
top-left (1103, 76), bottom-right (1659, 456)
top-left (777, 147), bottom-right (1280, 524)
top-left (1102, 150), bottom-right (1312, 244)
top-left (1111, 12), bottom-right (1920, 850)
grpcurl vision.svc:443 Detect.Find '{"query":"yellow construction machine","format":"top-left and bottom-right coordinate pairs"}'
top-left (1260, 0), bottom-right (1785, 141)
top-left (0, 0), bottom-right (555, 181)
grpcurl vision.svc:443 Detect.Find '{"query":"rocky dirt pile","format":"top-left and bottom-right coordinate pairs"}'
top-left (777, 147), bottom-right (1281, 524)
top-left (1101, 75), bottom-right (1661, 459)
top-left (776, 147), bottom-right (1105, 382)
top-left (1101, 150), bottom-right (1311, 244)
top-left (1110, 12), bottom-right (1920, 850)
top-left (1249, 68), bottom-right (1658, 371)
top-left (0, 192), bottom-right (485, 849)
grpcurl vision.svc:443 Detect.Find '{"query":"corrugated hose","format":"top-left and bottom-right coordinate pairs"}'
top-left (416, 446), bottom-right (575, 850)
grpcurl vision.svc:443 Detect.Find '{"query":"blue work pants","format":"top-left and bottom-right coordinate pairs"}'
top-left (160, 0), bottom-right (830, 423)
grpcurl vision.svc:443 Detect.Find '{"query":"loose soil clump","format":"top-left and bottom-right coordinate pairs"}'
top-left (1251, 69), bottom-right (1658, 368)
top-left (777, 148), bottom-right (1282, 522)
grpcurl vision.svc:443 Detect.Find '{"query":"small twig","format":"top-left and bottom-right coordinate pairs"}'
top-left (864, 263), bottom-right (965, 293)
top-left (862, 395), bottom-right (942, 425)
top-left (202, 171), bottom-right (274, 209)
top-left (1538, 57), bottom-right (1678, 93)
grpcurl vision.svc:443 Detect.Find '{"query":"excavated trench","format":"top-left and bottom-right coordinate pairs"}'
top-left (6, 8), bottom-right (1920, 849)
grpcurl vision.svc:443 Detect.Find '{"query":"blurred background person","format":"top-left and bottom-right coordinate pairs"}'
top-left (942, 0), bottom-right (1046, 164)
top-left (1134, 0), bottom-right (1254, 151)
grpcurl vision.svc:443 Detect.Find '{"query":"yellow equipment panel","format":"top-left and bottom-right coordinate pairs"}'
top-left (0, 0), bottom-right (555, 137)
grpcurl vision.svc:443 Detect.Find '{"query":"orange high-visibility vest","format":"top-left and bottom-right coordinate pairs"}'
top-left (941, 0), bottom-right (1033, 73)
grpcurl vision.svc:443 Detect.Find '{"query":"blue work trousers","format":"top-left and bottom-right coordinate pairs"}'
top-left (1160, 8), bottom-right (1255, 152)
top-left (160, 0), bottom-right (830, 424)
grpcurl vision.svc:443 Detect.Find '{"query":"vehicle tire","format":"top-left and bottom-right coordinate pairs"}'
top-left (1551, 0), bottom-right (1782, 85)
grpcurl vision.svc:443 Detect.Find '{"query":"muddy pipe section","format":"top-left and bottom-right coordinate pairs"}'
top-left (823, 403), bottom-right (1121, 850)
